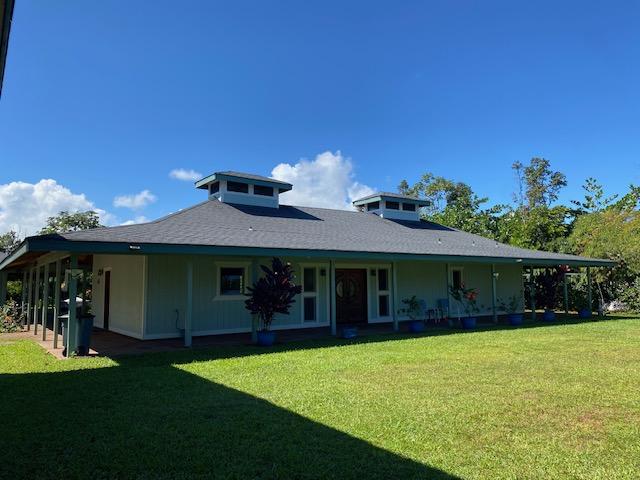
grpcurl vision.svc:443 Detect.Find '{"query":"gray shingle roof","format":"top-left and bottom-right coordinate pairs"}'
top-left (57, 199), bottom-right (611, 265)
top-left (354, 191), bottom-right (423, 202)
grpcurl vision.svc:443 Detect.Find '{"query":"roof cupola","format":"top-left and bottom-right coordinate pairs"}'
top-left (195, 171), bottom-right (292, 208)
top-left (352, 192), bottom-right (430, 221)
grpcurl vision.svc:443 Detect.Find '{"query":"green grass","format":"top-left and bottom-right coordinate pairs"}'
top-left (1, 315), bottom-right (639, 479)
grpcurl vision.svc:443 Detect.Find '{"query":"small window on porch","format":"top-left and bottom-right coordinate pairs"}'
top-left (302, 267), bottom-right (318, 322)
top-left (377, 268), bottom-right (390, 317)
top-left (220, 267), bottom-right (245, 295)
top-left (378, 295), bottom-right (389, 317)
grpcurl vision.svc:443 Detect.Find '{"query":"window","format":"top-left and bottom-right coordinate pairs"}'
top-left (304, 297), bottom-right (316, 322)
top-left (452, 268), bottom-right (463, 290)
top-left (378, 269), bottom-right (388, 291)
top-left (378, 295), bottom-right (389, 317)
top-left (227, 181), bottom-right (249, 193)
top-left (386, 201), bottom-right (400, 210)
top-left (209, 182), bottom-right (219, 194)
top-left (402, 202), bottom-right (416, 211)
top-left (253, 185), bottom-right (274, 196)
top-left (377, 268), bottom-right (390, 318)
top-left (302, 267), bottom-right (318, 322)
top-left (219, 267), bottom-right (245, 296)
top-left (367, 201), bottom-right (380, 211)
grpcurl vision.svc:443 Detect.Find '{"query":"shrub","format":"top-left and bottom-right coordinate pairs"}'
top-left (615, 278), bottom-right (640, 313)
top-left (245, 258), bottom-right (302, 331)
top-left (0, 300), bottom-right (24, 333)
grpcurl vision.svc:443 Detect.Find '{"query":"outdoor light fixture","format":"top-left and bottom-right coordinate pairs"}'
top-left (129, 245), bottom-right (141, 250)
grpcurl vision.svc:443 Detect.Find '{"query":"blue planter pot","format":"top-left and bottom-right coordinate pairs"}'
top-left (461, 317), bottom-right (477, 329)
top-left (508, 313), bottom-right (523, 326)
top-left (342, 327), bottom-right (358, 339)
top-left (256, 330), bottom-right (276, 347)
top-left (409, 320), bottom-right (425, 333)
top-left (578, 308), bottom-right (591, 319)
top-left (543, 310), bottom-right (555, 321)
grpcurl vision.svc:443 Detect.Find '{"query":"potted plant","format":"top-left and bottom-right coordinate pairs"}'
top-left (449, 284), bottom-right (479, 329)
top-left (398, 295), bottom-right (425, 333)
top-left (245, 257), bottom-right (302, 346)
top-left (499, 294), bottom-right (524, 326)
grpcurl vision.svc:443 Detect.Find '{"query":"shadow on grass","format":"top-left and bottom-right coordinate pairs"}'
top-left (0, 358), bottom-right (459, 479)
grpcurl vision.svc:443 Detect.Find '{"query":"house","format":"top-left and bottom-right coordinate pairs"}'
top-left (0, 171), bottom-right (613, 356)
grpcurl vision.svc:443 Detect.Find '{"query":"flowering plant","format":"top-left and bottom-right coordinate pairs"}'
top-left (449, 284), bottom-right (480, 317)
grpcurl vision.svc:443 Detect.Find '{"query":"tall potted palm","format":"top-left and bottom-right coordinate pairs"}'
top-left (245, 257), bottom-right (302, 346)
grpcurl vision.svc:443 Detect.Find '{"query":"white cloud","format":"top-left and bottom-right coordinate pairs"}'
top-left (0, 179), bottom-right (115, 236)
top-left (169, 168), bottom-right (202, 182)
top-left (113, 190), bottom-right (157, 210)
top-left (120, 216), bottom-right (149, 226)
top-left (271, 151), bottom-right (375, 210)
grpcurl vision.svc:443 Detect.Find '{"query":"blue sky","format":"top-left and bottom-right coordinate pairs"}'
top-left (1, 0), bottom-right (639, 233)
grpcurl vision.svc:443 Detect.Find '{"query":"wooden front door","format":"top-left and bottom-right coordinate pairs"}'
top-left (336, 269), bottom-right (368, 324)
top-left (103, 270), bottom-right (111, 331)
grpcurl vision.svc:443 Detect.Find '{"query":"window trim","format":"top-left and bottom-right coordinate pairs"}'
top-left (214, 261), bottom-right (251, 301)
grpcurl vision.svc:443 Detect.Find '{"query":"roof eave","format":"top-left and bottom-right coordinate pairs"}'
top-left (0, 236), bottom-right (616, 270)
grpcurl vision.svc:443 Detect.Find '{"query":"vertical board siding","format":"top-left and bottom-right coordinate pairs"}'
top-left (92, 255), bottom-right (145, 337)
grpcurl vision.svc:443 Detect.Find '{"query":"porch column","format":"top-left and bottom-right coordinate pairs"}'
top-left (251, 258), bottom-right (259, 343)
top-left (20, 270), bottom-right (28, 325)
top-left (0, 270), bottom-right (7, 304)
top-left (184, 260), bottom-right (193, 347)
top-left (587, 266), bottom-right (592, 313)
top-left (26, 267), bottom-right (34, 330)
top-left (53, 260), bottom-right (62, 349)
top-left (491, 264), bottom-right (498, 324)
top-left (563, 271), bottom-right (569, 314)
top-left (330, 260), bottom-right (336, 336)
top-left (41, 263), bottom-right (50, 341)
top-left (66, 254), bottom-right (79, 356)
top-left (529, 267), bottom-right (536, 321)
top-left (33, 265), bottom-right (41, 335)
top-left (392, 261), bottom-right (399, 332)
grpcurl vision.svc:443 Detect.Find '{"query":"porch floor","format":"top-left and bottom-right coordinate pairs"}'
top-left (4, 323), bottom-right (403, 359)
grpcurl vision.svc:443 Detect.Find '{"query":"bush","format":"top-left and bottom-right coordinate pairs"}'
top-left (0, 300), bottom-right (24, 333)
top-left (615, 278), bottom-right (640, 313)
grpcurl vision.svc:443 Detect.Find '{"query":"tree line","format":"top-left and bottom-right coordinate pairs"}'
top-left (399, 157), bottom-right (640, 312)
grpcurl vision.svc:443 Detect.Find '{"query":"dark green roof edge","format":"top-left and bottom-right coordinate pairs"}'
top-left (0, 236), bottom-right (616, 271)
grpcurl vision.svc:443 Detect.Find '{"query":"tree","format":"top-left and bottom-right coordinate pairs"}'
top-left (0, 230), bottom-right (20, 253)
top-left (244, 258), bottom-right (302, 331)
top-left (514, 158), bottom-right (567, 209)
top-left (398, 173), bottom-right (504, 237)
top-left (39, 211), bottom-right (102, 235)
top-left (571, 177), bottom-right (618, 214)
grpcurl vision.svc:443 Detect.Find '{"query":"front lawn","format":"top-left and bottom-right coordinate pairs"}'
top-left (1, 315), bottom-right (639, 479)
